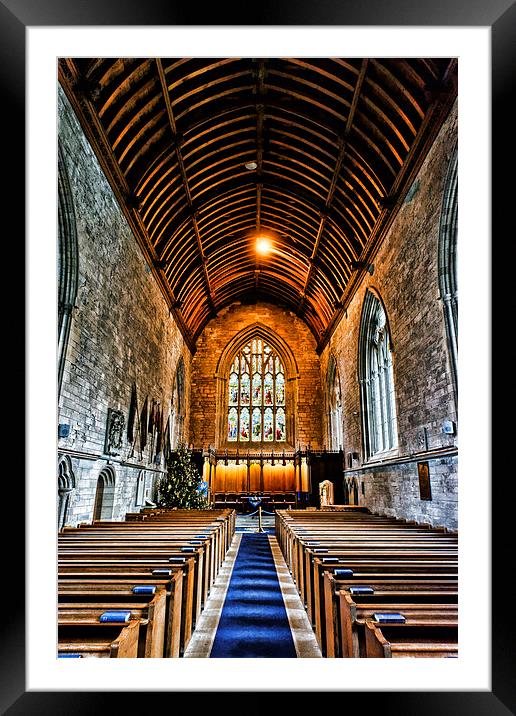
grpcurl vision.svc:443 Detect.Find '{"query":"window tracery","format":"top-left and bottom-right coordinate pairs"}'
top-left (227, 337), bottom-right (286, 443)
top-left (359, 292), bottom-right (398, 459)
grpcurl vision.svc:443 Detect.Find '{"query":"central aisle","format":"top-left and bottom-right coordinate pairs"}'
top-left (184, 518), bottom-right (322, 658)
top-left (210, 533), bottom-right (296, 657)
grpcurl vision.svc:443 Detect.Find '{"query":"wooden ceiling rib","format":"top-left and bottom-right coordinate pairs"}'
top-left (59, 57), bottom-right (457, 351)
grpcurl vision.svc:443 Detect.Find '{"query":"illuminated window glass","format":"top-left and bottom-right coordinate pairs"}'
top-left (228, 407), bottom-right (238, 442)
top-left (227, 338), bottom-right (286, 443)
top-left (358, 292), bottom-right (398, 458)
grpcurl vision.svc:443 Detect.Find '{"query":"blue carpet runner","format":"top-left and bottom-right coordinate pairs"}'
top-left (210, 534), bottom-right (297, 658)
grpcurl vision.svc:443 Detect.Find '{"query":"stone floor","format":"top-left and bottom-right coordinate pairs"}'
top-left (234, 512), bottom-right (276, 533)
top-left (183, 517), bottom-right (322, 658)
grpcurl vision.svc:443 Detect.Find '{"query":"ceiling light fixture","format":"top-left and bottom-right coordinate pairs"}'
top-left (256, 237), bottom-right (272, 255)
top-left (245, 161), bottom-right (257, 170)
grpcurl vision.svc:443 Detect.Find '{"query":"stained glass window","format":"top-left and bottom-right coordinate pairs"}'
top-left (240, 407), bottom-right (250, 441)
top-left (227, 338), bottom-right (286, 443)
top-left (228, 408), bottom-right (238, 441)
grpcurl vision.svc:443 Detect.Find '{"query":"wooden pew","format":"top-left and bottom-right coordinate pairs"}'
top-left (58, 544), bottom-right (205, 627)
top-left (61, 526), bottom-right (221, 585)
top-left (275, 509), bottom-right (458, 658)
top-left (322, 572), bottom-right (458, 657)
top-left (335, 588), bottom-right (458, 658)
top-left (58, 509), bottom-right (236, 657)
top-left (125, 509), bottom-right (236, 555)
top-left (58, 575), bottom-right (183, 656)
top-left (364, 619), bottom-right (458, 658)
top-left (58, 557), bottom-right (196, 652)
top-left (58, 584), bottom-right (168, 658)
top-left (59, 536), bottom-right (209, 611)
top-left (58, 619), bottom-right (140, 658)
top-left (306, 552), bottom-right (457, 645)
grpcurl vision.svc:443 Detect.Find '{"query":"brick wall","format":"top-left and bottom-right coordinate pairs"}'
top-left (190, 301), bottom-right (323, 450)
top-left (57, 86), bottom-right (192, 526)
top-left (320, 100), bottom-right (458, 529)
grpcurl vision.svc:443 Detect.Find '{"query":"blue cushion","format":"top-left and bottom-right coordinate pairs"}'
top-left (132, 585), bottom-right (156, 595)
top-left (195, 534), bottom-right (208, 538)
top-left (334, 568), bottom-right (354, 577)
top-left (188, 540), bottom-right (203, 545)
top-left (322, 557), bottom-right (340, 563)
top-left (99, 610), bottom-right (131, 623)
top-left (313, 549), bottom-right (329, 553)
top-left (350, 586), bottom-right (375, 596)
top-left (152, 569), bottom-right (172, 576)
top-left (373, 613), bottom-right (406, 624)
top-left (181, 547), bottom-right (196, 552)
top-left (169, 556), bottom-right (187, 563)
top-left (58, 653), bottom-right (83, 658)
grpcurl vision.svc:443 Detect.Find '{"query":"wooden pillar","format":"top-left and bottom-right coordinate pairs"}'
top-left (301, 456), bottom-right (310, 492)
top-left (203, 456), bottom-right (211, 501)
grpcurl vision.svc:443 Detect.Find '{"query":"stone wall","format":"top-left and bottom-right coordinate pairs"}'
top-left (57, 86), bottom-right (191, 527)
top-left (57, 81), bottom-right (459, 529)
top-left (320, 100), bottom-right (458, 529)
top-left (190, 301), bottom-right (323, 450)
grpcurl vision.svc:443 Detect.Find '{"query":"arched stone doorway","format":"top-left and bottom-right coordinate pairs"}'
top-left (93, 466), bottom-right (116, 521)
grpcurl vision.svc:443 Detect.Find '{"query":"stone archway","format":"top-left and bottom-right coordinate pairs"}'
top-left (214, 322), bottom-right (299, 450)
top-left (57, 455), bottom-right (76, 529)
top-left (58, 144), bottom-right (79, 396)
top-left (93, 466), bottom-right (116, 521)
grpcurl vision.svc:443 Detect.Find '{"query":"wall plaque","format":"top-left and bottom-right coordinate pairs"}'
top-left (105, 408), bottom-right (125, 456)
top-left (417, 461), bottom-right (432, 501)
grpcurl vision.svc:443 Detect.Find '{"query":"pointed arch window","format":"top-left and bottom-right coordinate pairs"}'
top-left (438, 147), bottom-right (458, 407)
top-left (227, 337), bottom-right (286, 443)
top-left (359, 292), bottom-right (398, 459)
top-left (326, 354), bottom-right (343, 450)
top-left (171, 357), bottom-right (186, 448)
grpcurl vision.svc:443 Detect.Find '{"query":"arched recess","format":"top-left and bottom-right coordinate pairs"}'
top-left (58, 144), bottom-right (79, 397)
top-left (135, 469), bottom-right (146, 507)
top-left (438, 146), bottom-right (458, 409)
top-left (57, 455), bottom-right (76, 530)
top-left (170, 357), bottom-right (186, 449)
top-left (215, 322), bottom-right (299, 449)
top-left (358, 289), bottom-right (398, 461)
top-left (344, 476), bottom-right (359, 506)
top-left (326, 353), bottom-right (343, 450)
top-left (93, 466), bottom-right (116, 521)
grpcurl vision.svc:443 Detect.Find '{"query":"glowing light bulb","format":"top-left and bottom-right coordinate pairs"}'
top-left (256, 237), bottom-right (272, 254)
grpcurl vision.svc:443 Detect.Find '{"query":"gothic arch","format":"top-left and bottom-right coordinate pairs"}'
top-left (135, 469), bottom-right (146, 507)
top-left (57, 455), bottom-right (76, 530)
top-left (344, 476), bottom-right (359, 505)
top-left (325, 353), bottom-right (343, 450)
top-left (93, 465), bottom-right (116, 521)
top-left (58, 143), bottom-right (79, 396)
top-left (170, 356), bottom-right (186, 448)
top-left (215, 323), bottom-right (299, 449)
top-left (438, 146), bottom-right (458, 407)
top-left (358, 289), bottom-right (398, 460)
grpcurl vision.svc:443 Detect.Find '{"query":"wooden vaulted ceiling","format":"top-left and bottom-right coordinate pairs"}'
top-left (58, 57), bottom-right (457, 352)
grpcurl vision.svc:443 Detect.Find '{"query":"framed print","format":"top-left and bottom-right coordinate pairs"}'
top-left (8, 0), bottom-right (512, 712)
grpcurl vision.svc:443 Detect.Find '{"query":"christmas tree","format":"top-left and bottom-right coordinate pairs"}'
top-left (157, 442), bottom-right (209, 509)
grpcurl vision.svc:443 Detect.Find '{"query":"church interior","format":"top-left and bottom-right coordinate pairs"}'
top-left (57, 57), bottom-right (458, 659)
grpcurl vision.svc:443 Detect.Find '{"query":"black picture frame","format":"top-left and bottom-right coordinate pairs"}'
top-left (10, 0), bottom-right (511, 712)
